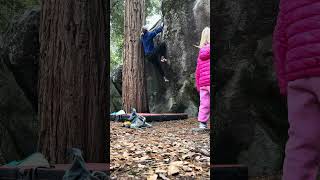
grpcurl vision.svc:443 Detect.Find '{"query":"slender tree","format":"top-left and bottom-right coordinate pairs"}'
top-left (122, 0), bottom-right (149, 113)
top-left (38, 0), bottom-right (107, 163)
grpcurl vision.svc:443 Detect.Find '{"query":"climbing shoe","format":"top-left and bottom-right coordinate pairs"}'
top-left (160, 56), bottom-right (167, 63)
top-left (161, 58), bottom-right (168, 63)
top-left (164, 77), bottom-right (169, 82)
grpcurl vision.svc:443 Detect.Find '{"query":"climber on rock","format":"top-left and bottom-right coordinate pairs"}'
top-left (140, 22), bottom-right (169, 82)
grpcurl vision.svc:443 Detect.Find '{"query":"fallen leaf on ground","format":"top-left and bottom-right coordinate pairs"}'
top-left (147, 174), bottom-right (158, 180)
top-left (168, 165), bottom-right (180, 176)
top-left (182, 166), bottom-right (192, 172)
top-left (110, 118), bottom-right (210, 179)
top-left (170, 161), bottom-right (184, 167)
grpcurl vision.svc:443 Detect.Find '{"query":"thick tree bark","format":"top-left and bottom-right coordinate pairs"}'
top-left (122, 0), bottom-right (149, 113)
top-left (38, 0), bottom-right (107, 163)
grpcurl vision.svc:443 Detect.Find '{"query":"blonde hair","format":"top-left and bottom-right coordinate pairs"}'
top-left (198, 27), bottom-right (210, 48)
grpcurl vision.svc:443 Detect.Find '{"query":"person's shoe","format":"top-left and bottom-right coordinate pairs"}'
top-left (164, 77), bottom-right (169, 82)
top-left (199, 122), bottom-right (207, 129)
top-left (192, 122), bottom-right (209, 132)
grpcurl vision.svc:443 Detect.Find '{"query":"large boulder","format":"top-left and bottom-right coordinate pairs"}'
top-left (193, 0), bottom-right (210, 32)
top-left (3, 7), bottom-right (39, 111)
top-left (144, 0), bottom-right (206, 116)
top-left (110, 81), bottom-right (122, 113)
top-left (155, 0), bottom-right (201, 116)
top-left (0, 7), bottom-right (40, 163)
top-left (149, 0), bottom-right (211, 116)
top-left (111, 65), bottom-right (122, 96)
top-left (110, 65), bottom-right (122, 113)
top-left (213, 0), bottom-right (288, 176)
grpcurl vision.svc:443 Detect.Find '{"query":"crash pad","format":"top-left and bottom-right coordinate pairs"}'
top-left (110, 113), bottom-right (188, 122)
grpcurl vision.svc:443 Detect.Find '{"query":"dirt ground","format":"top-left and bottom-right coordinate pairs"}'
top-left (110, 118), bottom-right (210, 179)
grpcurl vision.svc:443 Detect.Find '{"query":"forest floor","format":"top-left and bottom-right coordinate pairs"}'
top-left (110, 118), bottom-right (210, 179)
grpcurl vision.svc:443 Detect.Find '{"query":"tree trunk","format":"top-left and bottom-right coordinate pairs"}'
top-left (122, 0), bottom-right (149, 113)
top-left (38, 0), bottom-right (107, 163)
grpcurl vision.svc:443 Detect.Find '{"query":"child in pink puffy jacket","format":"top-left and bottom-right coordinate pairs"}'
top-left (194, 27), bottom-right (210, 130)
top-left (273, 1), bottom-right (320, 179)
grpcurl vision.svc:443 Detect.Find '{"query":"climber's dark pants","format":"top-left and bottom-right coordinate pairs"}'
top-left (145, 42), bottom-right (167, 77)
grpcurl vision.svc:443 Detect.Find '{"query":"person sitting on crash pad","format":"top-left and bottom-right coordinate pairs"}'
top-left (140, 23), bottom-right (169, 82)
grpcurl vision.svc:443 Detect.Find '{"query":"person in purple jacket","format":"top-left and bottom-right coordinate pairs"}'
top-left (273, 1), bottom-right (320, 179)
top-left (141, 23), bottom-right (169, 82)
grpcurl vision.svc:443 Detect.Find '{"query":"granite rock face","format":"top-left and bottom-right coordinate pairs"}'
top-left (193, 0), bottom-right (210, 32)
top-left (150, 0), bottom-right (209, 116)
top-left (213, 0), bottom-right (288, 176)
top-left (0, 7), bottom-right (40, 163)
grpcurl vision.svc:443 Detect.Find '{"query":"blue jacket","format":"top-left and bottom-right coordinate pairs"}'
top-left (141, 26), bottom-right (163, 55)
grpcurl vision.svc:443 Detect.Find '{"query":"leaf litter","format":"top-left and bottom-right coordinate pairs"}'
top-left (110, 118), bottom-right (210, 179)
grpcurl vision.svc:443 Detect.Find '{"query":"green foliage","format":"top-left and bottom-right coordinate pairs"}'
top-left (110, 0), bottom-right (125, 69)
top-left (145, 0), bottom-right (161, 17)
top-left (110, 34), bottom-right (124, 68)
top-left (0, 0), bottom-right (39, 33)
top-left (110, 0), bottom-right (162, 70)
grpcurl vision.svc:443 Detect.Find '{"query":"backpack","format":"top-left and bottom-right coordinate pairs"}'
top-left (63, 148), bottom-right (108, 180)
top-left (129, 108), bottom-right (151, 128)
